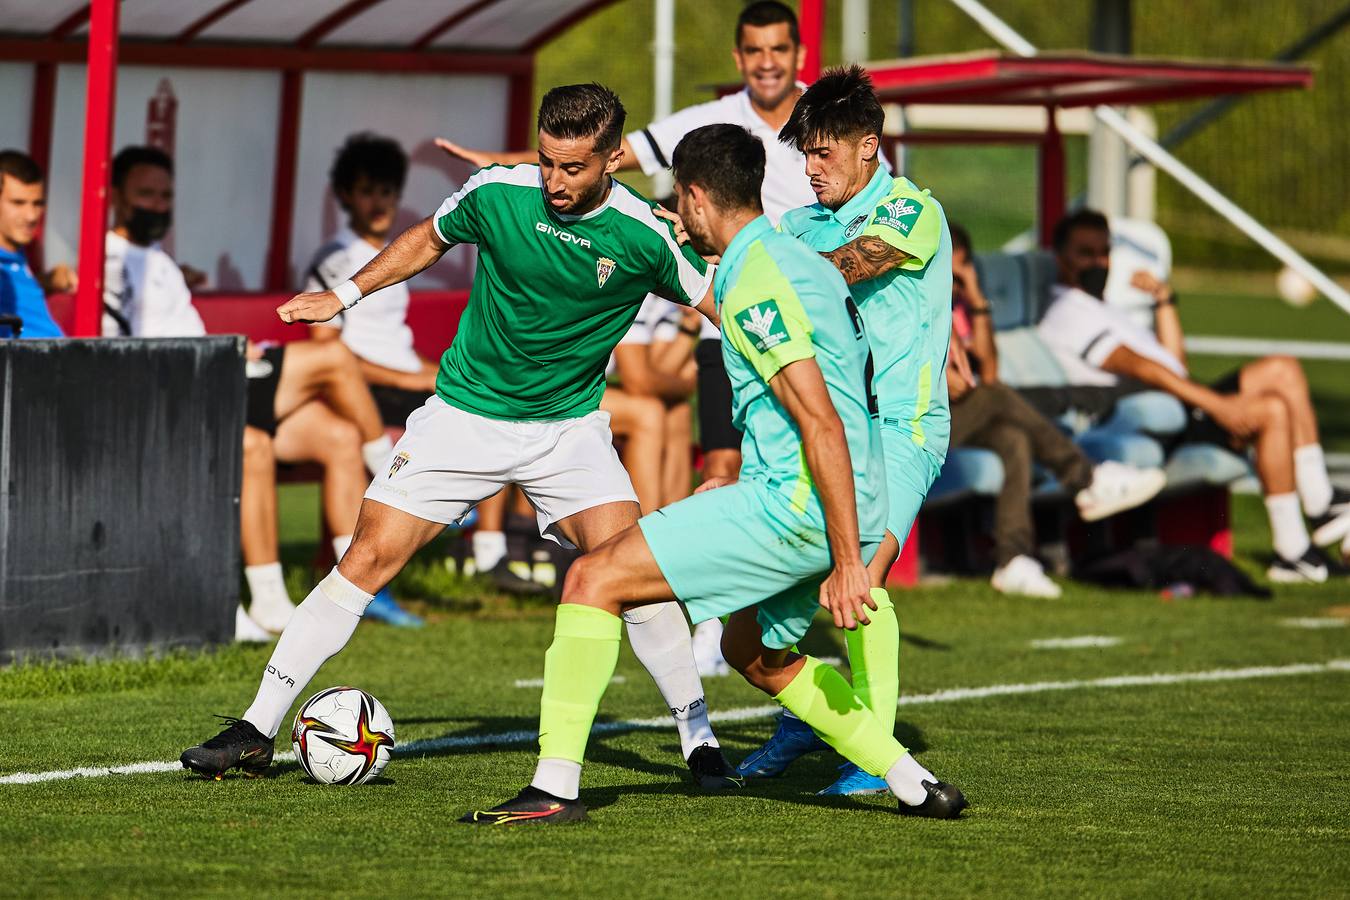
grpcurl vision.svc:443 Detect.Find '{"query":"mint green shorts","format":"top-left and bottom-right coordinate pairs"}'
top-left (640, 479), bottom-right (880, 650)
top-left (881, 425), bottom-right (942, 543)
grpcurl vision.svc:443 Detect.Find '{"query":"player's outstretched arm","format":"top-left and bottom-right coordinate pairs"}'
top-left (768, 358), bottom-right (873, 630)
top-left (278, 218), bottom-right (448, 324)
top-left (821, 235), bottom-right (912, 286)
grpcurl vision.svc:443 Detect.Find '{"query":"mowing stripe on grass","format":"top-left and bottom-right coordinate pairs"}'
top-left (4, 658), bottom-right (1348, 786)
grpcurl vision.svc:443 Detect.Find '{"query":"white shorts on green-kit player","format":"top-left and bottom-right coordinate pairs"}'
top-left (639, 478), bottom-right (880, 650)
top-left (365, 395), bottom-right (638, 547)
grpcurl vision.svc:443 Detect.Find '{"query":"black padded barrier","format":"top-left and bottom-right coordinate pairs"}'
top-left (0, 337), bottom-right (245, 660)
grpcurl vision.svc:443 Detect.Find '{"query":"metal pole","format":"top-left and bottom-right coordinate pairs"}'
top-left (73, 0), bottom-right (120, 337)
top-left (842, 0), bottom-right (869, 64)
top-left (651, 0), bottom-right (675, 196)
top-left (947, 0), bottom-right (1350, 309)
top-left (799, 0), bottom-right (826, 83)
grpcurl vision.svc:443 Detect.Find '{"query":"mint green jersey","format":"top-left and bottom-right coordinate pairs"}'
top-left (714, 215), bottom-right (888, 542)
top-left (779, 168), bottom-right (953, 462)
top-left (432, 165), bottom-right (711, 420)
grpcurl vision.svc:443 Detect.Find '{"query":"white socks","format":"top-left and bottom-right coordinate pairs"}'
top-left (885, 752), bottom-right (936, 806)
top-left (244, 562), bottom-right (296, 633)
top-left (1265, 492), bottom-right (1310, 561)
top-left (531, 758), bottom-right (582, 800)
top-left (1294, 444), bottom-right (1334, 517)
top-left (472, 530), bottom-right (508, 571)
top-left (242, 568), bottom-right (373, 739)
top-left (622, 601), bottom-right (718, 759)
top-left (333, 534), bottom-right (353, 561)
top-left (362, 434), bottom-right (394, 476)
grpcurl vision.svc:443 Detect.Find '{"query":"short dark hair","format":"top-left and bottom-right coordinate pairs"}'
top-left (949, 222), bottom-right (972, 257)
top-left (779, 65), bottom-right (884, 150)
top-left (0, 149), bottom-right (43, 188)
top-left (1052, 208), bottom-right (1110, 252)
top-left (672, 124), bottom-right (764, 213)
top-left (737, 1), bottom-right (799, 46)
top-left (537, 83), bottom-right (626, 153)
top-left (112, 145), bottom-right (173, 189)
top-left (330, 132), bottom-right (407, 196)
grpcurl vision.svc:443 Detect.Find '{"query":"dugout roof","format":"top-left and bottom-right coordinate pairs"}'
top-left (0, 0), bottom-right (620, 53)
top-left (864, 51), bottom-right (1313, 107)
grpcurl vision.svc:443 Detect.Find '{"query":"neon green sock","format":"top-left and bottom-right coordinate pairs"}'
top-left (774, 655), bottom-right (908, 777)
top-left (537, 604), bottom-right (622, 764)
top-left (845, 588), bottom-right (899, 734)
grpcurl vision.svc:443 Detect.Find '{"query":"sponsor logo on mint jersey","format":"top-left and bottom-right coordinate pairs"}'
top-left (736, 300), bottom-right (789, 352)
top-left (388, 451), bottom-right (411, 479)
top-left (535, 221), bottom-right (592, 248)
top-left (873, 197), bottom-right (923, 235)
top-left (596, 257), bottom-right (617, 288)
top-left (845, 214), bottom-right (868, 238)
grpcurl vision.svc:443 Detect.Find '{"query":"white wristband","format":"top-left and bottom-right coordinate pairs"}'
top-left (333, 279), bottom-right (362, 309)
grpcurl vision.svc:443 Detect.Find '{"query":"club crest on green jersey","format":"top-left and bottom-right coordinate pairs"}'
top-left (736, 300), bottom-right (789, 352)
top-left (874, 196), bottom-right (923, 235)
top-left (596, 257), bottom-right (616, 288)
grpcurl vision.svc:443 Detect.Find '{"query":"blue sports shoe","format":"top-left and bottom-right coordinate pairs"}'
top-left (735, 713), bottom-right (829, 779)
top-left (364, 587), bottom-right (424, 628)
top-left (817, 762), bottom-right (889, 796)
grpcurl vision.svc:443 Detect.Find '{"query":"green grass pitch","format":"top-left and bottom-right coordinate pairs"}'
top-left (3, 491), bottom-right (1348, 898)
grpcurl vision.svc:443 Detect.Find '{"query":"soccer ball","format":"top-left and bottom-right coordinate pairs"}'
top-left (291, 687), bottom-right (396, 785)
top-left (1277, 265), bottom-right (1317, 307)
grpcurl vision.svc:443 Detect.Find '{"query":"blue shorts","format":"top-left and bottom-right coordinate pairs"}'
top-left (881, 425), bottom-right (942, 543)
top-left (639, 479), bottom-right (880, 650)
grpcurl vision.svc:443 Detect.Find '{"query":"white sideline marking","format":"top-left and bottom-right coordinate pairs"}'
top-left (4, 659), bottom-right (1347, 786)
top-left (1282, 618), bottom-right (1348, 630)
top-left (513, 675), bottom-right (626, 689)
top-left (1186, 335), bottom-right (1350, 361)
top-left (1029, 635), bottom-right (1123, 649)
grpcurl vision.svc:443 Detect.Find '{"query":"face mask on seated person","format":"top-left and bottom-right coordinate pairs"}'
top-left (126, 207), bottom-right (172, 245)
top-left (1078, 265), bottom-right (1109, 300)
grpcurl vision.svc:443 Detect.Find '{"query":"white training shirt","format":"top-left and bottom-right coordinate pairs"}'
top-left (304, 227), bottom-right (422, 373)
top-left (626, 87), bottom-right (817, 226)
top-left (607, 294), bottom-right (684, 378)
top-left (102, 231), bottom-right (206, 338)
top-left (1037, 284), bottom-right (1187, 386)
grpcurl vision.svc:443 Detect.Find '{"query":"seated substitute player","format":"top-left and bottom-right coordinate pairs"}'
top-left (0, 150), bottom-right (69, 338)
top-left (180, 84), bottom-right (738, 789)
top-left (1040, 210), bottom-right (1350, 582)
top-left (462, 124), bottom-right (966, 825)
top-left (732, 66), bottom-right (950, 794)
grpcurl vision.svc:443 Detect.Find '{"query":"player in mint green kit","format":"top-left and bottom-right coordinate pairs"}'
top-left (462, 123), bottom-right (964, 825)
top-left (737, 66), bottom-right (955, 795)
top-left (180, 84), bottom-right (742, 791)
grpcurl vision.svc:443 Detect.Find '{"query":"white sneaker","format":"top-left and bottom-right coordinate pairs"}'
top-left (991, 555), bottom-right (1062, 598)
top-left (247, 593), bottom-right (297, 634)
top-left (691, 618), bottom-right (731, 677)
top-left (234, 604), bottom-right (273, 643)
top-left (1075, 461), bottom-right (1167, 522)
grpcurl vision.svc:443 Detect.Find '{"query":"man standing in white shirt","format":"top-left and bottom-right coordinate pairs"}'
top-left (1038, 209), bottom-right (1350, 583)
top-left (103, 145), bottom-right (420, 632)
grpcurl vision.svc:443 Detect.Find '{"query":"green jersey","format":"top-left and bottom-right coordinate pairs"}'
top-left (715, 215), bottom-right (888, 542)
top-left (432, 164), bottom-right (711, 420)
top-left (779, 168), bottom-right (953, 462)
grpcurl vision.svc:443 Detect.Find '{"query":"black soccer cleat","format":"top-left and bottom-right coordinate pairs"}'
top-left (459, 786), bottom-right (588, 826)
top-left (897, 779), bottom-right (969, 819)
top-left (1267, 547), bottom-right (1330, 584)
top-left (180, 716), bottom-right (274, 780)
top-left (686, 744), bottom-right (744, 791)
top-left (485, 560), bottom-right (548, 597)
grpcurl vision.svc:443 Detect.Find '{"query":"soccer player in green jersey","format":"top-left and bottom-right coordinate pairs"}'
top-left (179, 84), bottom-right (740, 790)
top-left (735, 66), bottom-right (955, 795)
top-left (461, 124), bottom-right (965, 825)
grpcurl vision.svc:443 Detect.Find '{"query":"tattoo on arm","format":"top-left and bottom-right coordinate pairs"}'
top-left (821, 235), bottom-right (911, 286)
